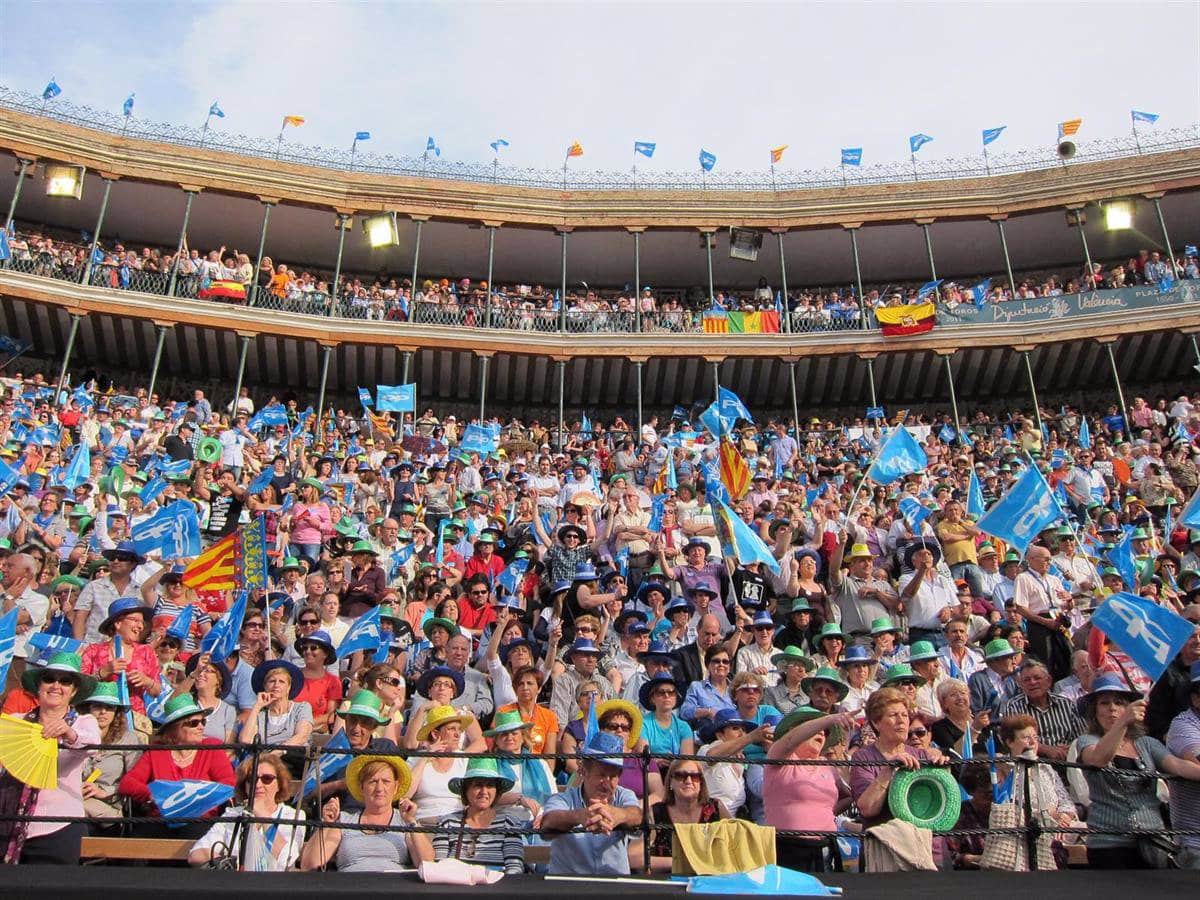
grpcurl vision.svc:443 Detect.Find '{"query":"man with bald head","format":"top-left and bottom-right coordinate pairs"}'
top-left (1, 553), bottom-right (50, 689)
top-left (671, 613), bottom-right (726, 697)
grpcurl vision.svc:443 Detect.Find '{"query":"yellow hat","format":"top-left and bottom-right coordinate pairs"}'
top-left (345, 754), bottom-right (412, 804)
top-left (846, 543), bottom-right (873, 559)
top-left (595, 698), bottom-right (644, 749)
top-left (417, 704), bottom-right (473, 742)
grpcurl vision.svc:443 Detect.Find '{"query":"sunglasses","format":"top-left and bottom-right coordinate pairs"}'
top-left (379, 676), bottom-right (403, 687)
top-left (301, 644), bottom-right (325, 653)
top-left (469, 589), bottom-right (489, 596)
top-left (254, 773), bottom-right (278, 785)
top-left (603, 722), bottom-right (632, 733)
top-left (180, 717), bottom-right (207, 728)
top-left (298, 619), bottom-right (319, 626)
top-left (709, 659), bottom-right (731, 666)
top-left (40, 673), bottom-right (77, 686)
top-left (909, 728), bottom-right (929, 738)
top-left (672, 771), bottom-right (703, 782)
top-left (243, 622), bottom-right (265, 630)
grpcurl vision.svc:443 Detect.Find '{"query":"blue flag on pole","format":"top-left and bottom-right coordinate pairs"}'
top-left (580, 414), bottom-right (593, 438)
top-left (841, 148), bottom-right (862, 166)
top-left (0, 457), bottom-right (23, 499)
top-left (1104, 529), bottom-right (1139, 591)
top-left (976, 465), bottom-right (1065, 553)
top-left (938, 424), bottom-right (956, 444)
top-left (358, 387), bottom-right (373, 409)
top-left (208, 101), bottom-right (224, 118)
top-left (143, 674), bottom-right (174, 723)
top-left (375, 384), bottom-right (415, 413)
top-left (123, 94), bottom-right (135, 117)
top-left (149, 780), bottom-right (234, 823)
top-left (648, 493), bottom-right (667, 532)
top-left (355, 131), bottom-right (371, 142)
top-left (337, 606), bottom-right (383, 659)
top-left (917, 279), bottom-right (943, 299)
top-left (62, 441), bottom-right (90, 490)
top-left (699, 149), bottom-right (717, 172)
top-left (459, 424), bottom-right (497, 456)
top-left (967, 471), bottom-right (986, 518)
top-left (971, 278), bottom-right (992, 310)
top-left (0, 608), bottom-right (20, 688)
top-left (200, 590), bottom-right (248, 660)
top-left (634, 141), bottom-right (656, 158)
top-left (166, 604), bottom-right (194, 641)
top-left (426, 136), bottom-right (440, 156)
top-left (1131, 110), bottom-right (1159, 124)
top-left (866, 426), bottom-right (927, 485)
top-left (248, 403), bottom-right (288, 429)
top-left (388, 544), bottom-right (413, 581)
top-left (1091, 592), bottom-right (1195, 682)
top-left (300, 728), bottom-right (352, 798)
top-left (42, 79), bottom-right (61, 100)
top-left (131, 500), bottom-right (201, 558)
top-left (25, 632), bottom-right (82, 660)
top-left (866, 406), bottom-right (885, 420)
top-left (982, 126), bottom-right (1006, 146)
top-left (712, 499), bottom-right (781, 573)
top-left (909, 133), bottom-right (933, 153)
top-left (490, 138), bottom-right (510, 152)
top-left (497, 558), bottom-right (529, 596)
top-left (1077, 416), bottom-right (1091, 450)
top-left (899, 496), bottom-right (932, 530)
top-left (615, 547), bottom-right (630, 579)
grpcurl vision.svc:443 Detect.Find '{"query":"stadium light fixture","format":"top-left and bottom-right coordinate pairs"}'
top-left (363, 212), bottom-right (400, 248)
top-left (44, 163), bottom-right (85, 199)
top-left (1105, 200), bottom-right (1133, 231)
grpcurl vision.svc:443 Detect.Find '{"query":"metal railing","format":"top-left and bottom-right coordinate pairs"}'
top-left (3, 85), bottom-right (1198, 192)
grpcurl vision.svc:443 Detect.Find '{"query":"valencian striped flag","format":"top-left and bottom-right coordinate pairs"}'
top-left (719, 438), bottom-right (751, 500)
top-left (876, 302), bottom-right (935, 336)
top-left (770, 145), bottom-right (787, 164)
top-left (1058, 118), bottom-right (1082, 139)
top-left (183, 516), bottom-right (268, 591)
top-left (282, 115), bottom-right (305, 128)
top-left (566, 141), bottom-right (583, 158)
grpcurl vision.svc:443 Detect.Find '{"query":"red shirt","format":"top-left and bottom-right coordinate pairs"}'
top-left (119, 738), bottom-right (236, 810)
top-left (462, 553), bottom-right (505, 583)
top-left (296, 671), bottom-right (343, 722)
top-left (458, 597), bottom-right (497, 632)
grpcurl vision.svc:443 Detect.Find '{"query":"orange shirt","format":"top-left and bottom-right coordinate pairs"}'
top-left (497, 702), bottom-right (559, 754)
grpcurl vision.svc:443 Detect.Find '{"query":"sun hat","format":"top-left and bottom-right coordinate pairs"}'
top-left (788, 597), bottom-right (813, 614)
top-left (635, 579), bottom-right (672, 604)
top-left (801, 666), bottom-right (849, 701)
top-left (98, 596), bottom-right (154, 636)
top-left (702, 708), bottom-right (757, 743)
top-left (683, 537), bottom-right (710, 554)
top-left (837, 645), bottom-right (877, 667)
top-left (770, 645), bottom-right (815, 670)
top-left (903, 541), bottom-right (942, 569)
top-left (152, 693), bottom-right (211, 730)
top-left (558, 524), bottom-right (586, 543)
top-left (482, 708), bottom-right (533, 737)
top-left (342, 689), bottom-right (392, 725)
top-left (74, 680), bottom-right (128, 709)
top-left (869, 616), bottom-right (900, 636)
top-left (815, 622), bottom-right (846, 643)
top-left (250, 659), bottom-right (304, 698)
top-left (888, 767), bottom-right (962, 831)
top-left (101, 540), bottom-right (144, 564)
top-left (295, 629), bottom-right (338, 665)
top-left (638, 673), bottom-right (679, 711)
top-left (1076, 673), bottom-right (1145, 716)
top-left (567, 637), bottom-right (603, 658)
top-left (416, 665), bottom-right (466, 699)
top-left (20, 651), bottom-right (96, 697)
top-left (345, 754), bottom-right (413, 804)
top-left (773, 705), bottom-right (828, 741)
top-left (907, 640), bottom-right (940, 662)
top-left (749, 610), bottom-right (775, 631)
top-left (845, 543), bottom-right (873, 560)
top-left (279, 556), bottom-right (306, 574)
top-left (184, 653), bottom-right (231, 695)
top-left (881, 663), bottom-right (927, 687)
top-left (349, 539), bottom-right (378, 557)
top-left (422, 617), bottom-right (461, 640)
top-left (579, 731), bottom-right (626, 768)
top-left (983, 638), bottom-right (1018, 661)
top-left (665, 596), bottom-right (696, 617)
top-left (417, 704), bottom-right (474, 741)
top-left (596, 698), bottom-right (644, 748)
top-left (977, 542), bottom-right (997, 558)
top-left (298, 477), bottom-right (324, 493)
top-left (448, 756), bottom-right (516, 797)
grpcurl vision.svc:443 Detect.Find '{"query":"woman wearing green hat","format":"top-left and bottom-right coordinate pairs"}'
top-left (3, 653), bottom-right (100, 864)
top-left (342, 540), bottom-right (385, 618)
top-left (484, 709), bottom-right (555, 820)
top-left (766, 647), bottom-right (814, 715)
top-left (77, 681), bottom-right (147, 826)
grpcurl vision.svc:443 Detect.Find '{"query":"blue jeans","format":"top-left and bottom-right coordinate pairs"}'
top-left (288, 542), bottom-right (321, 571)
top-left (950, 561), bottom-right (985, 599)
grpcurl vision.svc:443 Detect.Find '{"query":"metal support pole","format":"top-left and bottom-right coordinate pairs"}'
top-left (329, 214), bottom-right (349, 317)
top-left (943, 354), bottom-right (961, 434)
top-left (247, 201), bottom-right (273, 307)
top-left (484, 226), bottom-right (496, 328)
top-left (1151, 197), bottom-right (1181, 277)
top-left (788, 362), bottom-right (800, 435)
top-left (777, 232), bottom-right (790, 334)
top-left (478, 356), bottom-right (489, 423)
top-left (229, 335), bottom-right (250, 417)
top-left (4, 158), bottom-right (33, 234)
top-left (411, 219), bottom-right (424, 303)
top-left (1191, 334), bottom-right (1200, 369)
top-left (166, 190), bottom-right (196, 298)
top-left (712, 360), bottom-right (720, 405)
top-left (995, 219), bottom-right (1017, 298)
top-left (866, 358), bottom-right (879, 410)
top-left (1104, 343), bottom-right (1129, 423)
top-left (54, 314), bottom-right (84, 403)
top-left (559, 231), bottom-right (568, 333)
top-left (849, 227), bottom-right (867, 329)
top-left (1022, 350), bottom-right (1045, 439)
top-left (80, 177), bottom-right (113, 286)
top-left (634, 360), bottom-right (644, 439)
top-left (402, 351), bottom-right (413, 385)
top-left (146, 325), bottom-right (169, 399)
top-left (704, 233), bottom-right (715, 306)
top-left (1072, 209), bottom-right (1095, 286)
top-left (634, 231), bottom-right (642, 333)
top-left (315, 345), bottom-right (332, 427)
top-left (921, 224), bottom-right (938, 281)
top-left (556, 360), bottom-right (566, 452)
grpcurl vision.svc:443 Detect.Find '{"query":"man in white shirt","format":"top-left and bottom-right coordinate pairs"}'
top-left (218, 414), bottom-right (256, 478)
top-left (1, 553), bottom-right (50, 670)
top-left (1013, 545), bottom-right (1073, 681)
top-left (899, 542), bottom-right (958, 648)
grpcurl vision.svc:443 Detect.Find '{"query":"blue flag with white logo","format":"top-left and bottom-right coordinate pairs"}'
top-left (337, 606), bottom-right (383, 659)
top-left (712, 499), bottom-right (781, 574)
top-left (459, 424), bottom-right (497, 456)
top-left (43, 79), bottom-right (61, 100)
top-left (0, 608), bottom-right (20, 688)
top-left (144, 675), bottom-right (174, 723)
top-left (208, 101), bottom-right (224, 118)
top-left (200, 590), bottom-right (248, 659)
top-left (866, 426), bottom-right (927, 485)
top-left (375, 384), bottom-right (415, 413)
top-left (490, 138), bottom-right (509, 153)
top-left (841, 147), bottom-right (862, 166)
top-left (300, 728), bottom-right (352, 798)
top-left (634, 141), bottom-right (656, 158)
top-left (123, 93), bottom-right (134, 117)
top-left (982, 126), bottom-right (1006, 146)
top-left (158, 457), bottom-right (192, 478)
top-left (425, 136), bottom-right (440, 156)
top-left (938, 424), bottom-right (956, 444)
top-left (497, 558), bottom-right (529, 596)
top-left (1131, 110), bottom-right (1159, 124)
top-left (699, 149), bottom-right (717, 172)
top-left (25, 633), bottom-right (82, 663)
top-left (131, 500), bottom-right (201, 558)
top-left (866, 406), bottom-right (885, 420)
top-left (1104, 529), bottom-right (1138, 591)
top-left (149, 780), bottom-right (234, 823)
top-left (648, 493), bottom-right (667, 532)
top-left (358, 387), bottom-right (373, 409)
top-left (917, 279), bottom-right (943, 300)
top-left (701, 460), bottom-right (731, 506)
top-left (967, 471), bottom-right (986, 518)
top-left (388, 544), bottom-right (414, 581)
top-left (0, 457), bottom-right (23, 499)
top-left (1091, 592), bottom-right (1194, 682)
top-left (248, 403), bottom-right (288, 430)
top-left (971, 278), bottom-right (992, 310)
top-left (899, 496), bottom-right (931, 530)
top-left (615, 547), bottom-right (630, 579)
top-left (976, 465), bottom-right (1064, 553)
top-left (909, 133), bottom-right (933, 153)
top-left (139, 475), bottom-right (168, 506)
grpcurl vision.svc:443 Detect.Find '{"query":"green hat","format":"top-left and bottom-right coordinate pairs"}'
top-left (422, 616), bottom-right (460, 640)
top-left (279, 556), bottom-right (305, 573)
top-left (869, 616), bottom-right (899, 636)
top-left (474, 532), bottom-right (498, 545)
top-left (770, 645), bottom-right (815, 670)
top-left (349, 539), bottom-right (378, 556)
top-left (1002, 550), bottom-right (1022, 565)
top-left (343, 689), bottom-right (391, 725)
top-left (882, 663), bottom-right (926, 687)
top-left (1130, 528), bottom-right (1151, 541)
top-left (50, 575), bottom-right (86, 593)
top-left (483, 708), bottom-right (534, 737)
top-left (801, 666), bottom-right (849, 701)
top-left (572, 457), bottom-right (590, 467)
top-left (74, 515), bottom-right (95, 536)
top-left (1099, 565), bottom-right (1121, 579)
top-left (155, 694), bottom-right (211, 730)
top-left (1055, 525), bottom-right (1074, 537)
top-left (977, 542), bottom-right (997, 557)
top-left (888, 767), bottom-right (962, 831)
top-left (21, 652), bottom-right (96, 696)
top-left (773, 706), bottom-right (828, 741)
top-left (75, 681), bottom-right (128, 709)
top-left (448, 756), bottom-right (515, 796)
top-left (907, 640), bottom-right (940, 663)
top-left (334, 516), bottom-right (360, 538)
top-left (983, 638), bottom-right (1017, 661)
top-left (815, 622), bottom-right (845, 643)
top-left (299, 477), bottom-right (324, 492)
top-left (196, 436), bottom-right (222, 463)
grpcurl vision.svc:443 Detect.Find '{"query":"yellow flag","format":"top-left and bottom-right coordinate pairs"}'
top-left (282, 115), bottom-right (306, 129)
top-left (566, 141), bottom-right (583, 158)
top-left (770, 145), bottom-right (787, 164)
top-left (1058, 118), bottom-right (1082, 138)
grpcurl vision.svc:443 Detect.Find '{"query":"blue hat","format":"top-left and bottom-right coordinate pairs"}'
top-left (499, 636), bottom-right (537, 665)
top-left (688, 579), bottom-right (718, 597)
top-left (635, 580), bottom-right (671, 604)
top-left (638, 639), bottom-right (674, 664)
top-left (266, 591), bottom-right (294, 614)
top-left (102, 540), bottom-right (144, 564)
top-left (572, 562), bottom-right (600, 582)
top-left (703, 708), bottom-right (756, 742)
top-left (683, 537), bottom-right (710, 554)
top-left (551, 579), bottom-right (572, 594)
top-left (250, 659), bottom-right (304, 698)
top-left (1076, 673), bottom-right (1144, 716)
top-left (837, 644), bottom-right (877, 667)
top-left (638, 673), bottom-right (678, 710)
top-left (750, 610), bottom-right (775, 630)
top-left (417, 665), bottom-right (465, 699)
top-left (295, 629), bottom-right (337, 664)
top-left (568, 637), bottom-right (602, 656)
top-left (98, 596), bottom-right (154, 636)
top-left (580, 731), bottom-right (626, 768)
top-left (665, 596), bottom-right (695, 617)
top-left (623, 619), bottom-right (651, 637)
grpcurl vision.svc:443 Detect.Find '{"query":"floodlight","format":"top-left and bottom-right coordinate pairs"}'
top-left (363, 212), bottom-right (400, 247)
top-left (1104, 200), bottom-right (1133, 232)
top-left (44, 163), bottom-right (85, 199)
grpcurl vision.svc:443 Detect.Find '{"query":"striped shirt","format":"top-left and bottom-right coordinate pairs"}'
top-left (997, 692), bottom-right (1084, 748)
top-left (1075, 734), bottom-right (1170, 849)
top-left (1165, 709), bottom-right (1200, 850)
top-left (432, 808), bottom-right (526, 874)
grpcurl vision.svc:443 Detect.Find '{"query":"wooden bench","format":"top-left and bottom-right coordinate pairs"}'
top-left (81, 836), bottom-right (193, 863)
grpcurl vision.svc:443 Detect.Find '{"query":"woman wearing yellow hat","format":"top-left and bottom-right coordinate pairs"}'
top-left (406, 704), bottom-right (477, 823)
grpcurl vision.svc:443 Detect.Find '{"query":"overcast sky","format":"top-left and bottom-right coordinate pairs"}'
top-left (3, 1), bottom-right (1199, 174)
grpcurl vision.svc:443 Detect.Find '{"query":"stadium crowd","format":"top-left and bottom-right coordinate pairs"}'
top-left (1, 367), bottom-right (1200, 875)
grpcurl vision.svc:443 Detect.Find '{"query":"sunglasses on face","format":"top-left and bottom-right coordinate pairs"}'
top-left (379, 676), bottom-right (403, 687)
top-left (298, 619), bottom-right (319, 626)
top-left (243, 622), bottom-right (265, 631)
top-left (603, 722), bottom-right (632, 733)
top-left (909, 729), bottom-right (928, 738)
top-left (255, 773), bottom-right (277, 785)
top-left (40, 673), bottom-right (77, 686)
top-left (672, 771), bottom-right (703, 782)
top-left (709, 658), bottom-right (731, 666)
top-left (180, 717), bottom-right (207, 729)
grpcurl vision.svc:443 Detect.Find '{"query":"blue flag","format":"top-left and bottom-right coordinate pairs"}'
top-left (200, 590), bottom-right (248, 660)
top-left (375, 383), bottom-right (415, 412)
top-left (648, 493), bottom-right (667, 532)
top-left (123, 93), bottom-right (135, 117)
top-left (712, 499), bottom-right (781, 574)
top-left (143, 674), bottom-right (174, 723)
top-left (634, 141), bottom-right (656, 158)
top-left (425, 136), bottom-right (440, 157)
top-left (909, 133), bottom-right (933, 153)
top-left (899, 496), bottom-right (931, 530)
top-left (247, 468), bottom-right (274, 496)
top-left (354, 131), bottom-right (371, 142)
top-left (497, 558), bottom-right (529, 596)
top-left (300, 729), bottom-right (352, 798)
top-left (665, 451), bottom-right (678, 490)
top-left (866, 426), bottom-right (928, 485)
top-left (982, 126), bottom-right (1006, 146)
top-left (938, 424), bottom-right (956, 444)
top-left (25, 633), bottom-right (82, 662)
top-left (388, 544), bottom-right (414, 581)
top-left (976, 465), bottom-right (1064, 553)
top-left (841, 147), bottom-right (862, 166)
top-left (615, 547), bottom-right (630, 579)
top-left (971, 278), bottom-right (992, 310)
top-left (0, 457), bottom-right (23, 499)
top-left (158, 457), bottom-right (191, 478)
top-left (1077, 417), bottom-right (1091, 450)
top-left (1104, 528), bottom-right (1138, 591)
top-left (138, 475), bottom-right (168, 506)
top-left (459, 424), bottom-right (497, 456)
top-left (986, 731), bottom-right (1014, 803)
top-left (585, 693), bottom-right (600, 746)
top-left (490, 138), bottom-right (510, 152)
top-left (0, 230), bottom-right (9, 263)
top-left (1131, 110), bottom-right (1159, 124)
top-left (337, 606), bottom-right (383, 659)
top-left (208, 101), bottom-right (224, 118)
top-left (580, 414), bottom-right (593, 438)
top-left (62, 441), bottom-right (90, 490)
top-left (166, 604), bottom-right (194, 640)
top-left (131, 500), bottom-right (201, 558)
top-left (967, 471), bottom-right (986, 518)
top-left (42, 79), bottom-right (61, 100)
top-left (149, 780), bottom-right (234, 823)
top-left (0, 607), bottom-right (20, 688)
top-left (358, 387), bottom-right (373, 409)
top-left (1091, 592), bottom-right (1195, 682)
top-left (699, 149), bottom-right (717, 172)
top-left (248, 403), bottom-right (288, 429)
top-left (866, 406), bottom-right (885, 420)
top-left (917, 279), bottom-right (943, 299)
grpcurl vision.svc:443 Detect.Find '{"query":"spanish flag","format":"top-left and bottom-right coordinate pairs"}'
top-left (198, 279), bottom-right (246, 302)
top-left (770, 145), bottom-right (787, 164)
top-left (719, 438), bottom-right (751, 500)
top-left (282, 115), bottom-right (305, 129)
top-left (566, 141), bottom-right (583, 158)
top-left (876, 302), bottom-right (936, 336)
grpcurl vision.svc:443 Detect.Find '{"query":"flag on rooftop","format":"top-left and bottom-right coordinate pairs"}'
top-left (282, 115), bottom-right (305, 128)
top-left (42, 79), bottom-right (61, 101)
top-left (122, 94), bottom-right (135, 117)
top-left (982, 126), bottom-right (1006, 146)
top-left (1131, 110), bottom-right (1159, 124)
top-left (634, 141), bottom-right (656, 158)
top-left (208, 101), bottom-right (224, 118)
top-left (909, 133), bottom-right (933, 153)
top-left (566, 140), bottom-right (583, 158)
top-left (699, 149), bottom-right (717, 172)
top-left (354, 131), bottom-right (371, 142)
top-left (426, 136), bottom-right (440, 156)
top-left (1058, 118), bottom-right (1082, 139)
top-left (841, 147), bottom-right (862, 166)
top-left (770, 145), bottom-right (787, 164)
top-left (490, 138), bottom-right (510, 153)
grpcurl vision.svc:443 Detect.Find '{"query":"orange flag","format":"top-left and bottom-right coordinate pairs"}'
top-left (566, 141), bottom-right (583, 158)
top-left (719, 438), bottom-right (751, 500)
